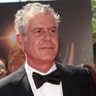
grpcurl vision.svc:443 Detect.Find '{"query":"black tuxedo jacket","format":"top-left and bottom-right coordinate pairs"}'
top-left (0, 62), bottom-right (95, 96)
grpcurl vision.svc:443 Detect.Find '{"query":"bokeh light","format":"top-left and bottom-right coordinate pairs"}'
top-left (1, 24), bottom-right (17, 49)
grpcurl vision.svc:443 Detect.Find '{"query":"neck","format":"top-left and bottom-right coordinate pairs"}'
top-left (27, 59), bottom-right (55, 73)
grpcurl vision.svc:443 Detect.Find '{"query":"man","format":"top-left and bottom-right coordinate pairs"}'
top-left (0, 2), bottom-right (95, 96)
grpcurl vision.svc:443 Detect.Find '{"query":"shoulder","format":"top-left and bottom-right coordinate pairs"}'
top-left (0, 65), bottom-right (26, 88)
top-left (56, 62), bottom-right (88, 73)
top-left (56, 62), bottom-right (91, 79)
top-left (56, 62), bottom-right (94, 89)
top-left (56, 62), bottom-right (95, 96)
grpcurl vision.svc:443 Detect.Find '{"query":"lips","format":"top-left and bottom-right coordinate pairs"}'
top-left (41, 46), bottom-right (54, 49)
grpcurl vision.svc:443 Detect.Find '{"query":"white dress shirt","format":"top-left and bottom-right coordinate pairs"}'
top-left (25, 61), bottom-right (63, 96)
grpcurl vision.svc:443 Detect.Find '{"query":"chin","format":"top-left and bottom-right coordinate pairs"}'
top-left (41, 56), bottom-right (55, 62)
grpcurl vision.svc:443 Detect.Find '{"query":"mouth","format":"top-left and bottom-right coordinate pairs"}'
top-left (41, 47), bottom-right (54, 49)
top-left (40, 46), bottom-right (54, 50)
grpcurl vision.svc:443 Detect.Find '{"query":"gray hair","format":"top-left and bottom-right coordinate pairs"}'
top-left (14, 2), bottom-right (60, 34)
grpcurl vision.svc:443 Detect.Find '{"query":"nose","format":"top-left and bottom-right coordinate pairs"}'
top-left (43, 31), bottom-right (51, 41)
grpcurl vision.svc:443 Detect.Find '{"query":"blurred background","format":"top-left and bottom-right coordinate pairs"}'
top-left (0, 0), bottom-right (95, 79)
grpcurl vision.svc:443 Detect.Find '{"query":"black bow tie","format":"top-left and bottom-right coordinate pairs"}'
top-left (32, 69), bottom-right (60, 89)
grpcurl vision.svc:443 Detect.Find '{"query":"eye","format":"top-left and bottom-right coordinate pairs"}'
top-left (49, 27), bottom-right (57, 35)
top-left (33, 28), bottom-right (43, 37)
top-left (50, 29), bottom-right (56, 33)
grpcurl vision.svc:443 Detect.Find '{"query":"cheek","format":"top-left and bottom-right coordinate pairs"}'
top-left (54, 37), bottom-right (58, 49)
top-left (55, 42), bottom-right (59, 53)
top-left (25, 37), bottom-right (39, 50)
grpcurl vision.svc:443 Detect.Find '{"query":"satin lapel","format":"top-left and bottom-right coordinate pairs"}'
top-left (11, 65), bottom-right (34, 96)
top-left (22, 73), bottom-right (34, 96)
top-left (56, 63), bottom-right (80, 96)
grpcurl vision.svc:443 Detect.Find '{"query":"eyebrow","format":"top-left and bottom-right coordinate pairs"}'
top-left (32, 26), bottom-right (57, 31)
top-left (32, 28), bottom-right (42, 32)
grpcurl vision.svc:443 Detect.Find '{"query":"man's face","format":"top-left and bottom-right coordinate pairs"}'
top-left (17, 13), bottom-right (58, 64)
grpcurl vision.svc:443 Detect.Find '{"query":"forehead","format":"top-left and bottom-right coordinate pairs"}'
top-left (29, 13), bottom-right (56, 23)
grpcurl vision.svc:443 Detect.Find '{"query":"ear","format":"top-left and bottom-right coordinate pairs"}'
top-left (16, 34), bottom-right (24, 50)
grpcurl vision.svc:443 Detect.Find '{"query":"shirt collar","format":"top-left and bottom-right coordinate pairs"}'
top-left (25, 61), bottom-right (57, 76)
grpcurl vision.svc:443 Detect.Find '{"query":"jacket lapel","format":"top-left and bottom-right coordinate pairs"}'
top-left (11, 65), bottom-right (34, 96)
top-left (60, 70), bottom-right (80, 96)
top-left (22, 72), bottom-right (34, 96)
top-left (56, 62), bottom-right (80, 96)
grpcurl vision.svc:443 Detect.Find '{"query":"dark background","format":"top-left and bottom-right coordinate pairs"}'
top-left (0, 0), bottom-right (93, 68)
